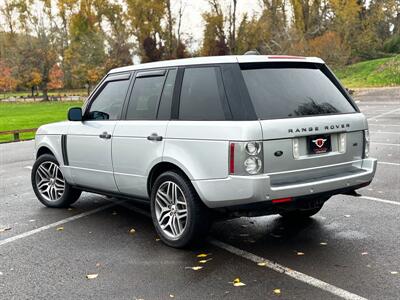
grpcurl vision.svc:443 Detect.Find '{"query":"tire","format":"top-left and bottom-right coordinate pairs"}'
top-left (31, 154), bottom-right (81, 208)
top-left (150, 171), bottom-right (210, 248)
top-left (279, 205), bottom-right (323, 219)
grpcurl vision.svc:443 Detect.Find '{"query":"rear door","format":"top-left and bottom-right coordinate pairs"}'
top-left (67, 73), bottom-right (131, 192)
top-left (240, 62), bottom-right (367, 184)
top-left (112, 69), bottom-right (177, 198)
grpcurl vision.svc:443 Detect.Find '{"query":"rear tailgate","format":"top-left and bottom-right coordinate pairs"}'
top-left (240, 60), bottom-right (368, 186)
top-left (260, 114), bottom-right (367, 186)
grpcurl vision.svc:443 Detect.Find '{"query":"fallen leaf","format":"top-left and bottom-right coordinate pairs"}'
top-left (320, 242), bottom-right (328, 246)
top-left (129, 228), bottom-right (136, 234)
top-left (390, 271), bottom-right (398, 275)
top-left (273, 288), bottom-right (281, 295)
top-left (198, 258), bottom-right (213, 264)
top-left (232, 278), bottom-right (246, 287)
top-left (196, 253), bottom-right (210, 258)
top-left (361, 252), bottom-right (368, 256)
top-left (86, 274), bottom-right (98, 279)
top-left (185, 266), bottom-right (203, 271)
top-left (296, 252), bottom-right (305, 256)
top-left (169, 294), bottom-right (174, 298)
top-left (257, 262), bottom-right (267, 267)
top-left (0, 227), bottom-right (11, 233)
top-left (56, 227), bottom-right (64, 231)
top-left (270, 233), bottom-right (282, 238)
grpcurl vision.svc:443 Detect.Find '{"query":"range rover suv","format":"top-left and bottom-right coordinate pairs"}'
top-left (31, 55), bottom-right (377, 248)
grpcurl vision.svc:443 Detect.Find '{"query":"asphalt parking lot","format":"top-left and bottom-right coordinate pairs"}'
top-left (0, 88), bottom-right (399, 300)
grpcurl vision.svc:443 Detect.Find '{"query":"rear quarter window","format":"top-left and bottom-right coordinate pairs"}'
top-left (179, 67), bottom-right (230, 120)
top-left (241, 63), bottom-right (356, 120)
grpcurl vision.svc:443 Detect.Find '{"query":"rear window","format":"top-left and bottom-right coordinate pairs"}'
top-left (241, 63), bottom-right (356, 119)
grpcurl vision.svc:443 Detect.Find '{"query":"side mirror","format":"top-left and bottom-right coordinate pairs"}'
top-left (68, 107), bottom-right (82, 121)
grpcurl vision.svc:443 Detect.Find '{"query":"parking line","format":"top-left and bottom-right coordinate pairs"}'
top-left (369, 124), bottom-right (400, 127)
top-left (370, 131), bottom-right (400, 134)
top-left (209, 238), bottom-right (367, 300)
top-left (359, 196), bottom-right (400, 206)
top-left (367, 108), bottom-right (400, 120)
top-left (379, 161), bottom-right (400, 166)
top-left (0, 202), bottom-right (116, 247)
top-left (119, 202), bottom-right (367, 300)
top-left (372, 142), bottom-right (400, 146)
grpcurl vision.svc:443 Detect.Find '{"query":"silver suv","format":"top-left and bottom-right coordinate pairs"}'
top-left (31, 55), bottom-right (377, 247)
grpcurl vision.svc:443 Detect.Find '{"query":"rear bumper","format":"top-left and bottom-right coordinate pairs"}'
top-left (192, 158), bottom-right (377, 208)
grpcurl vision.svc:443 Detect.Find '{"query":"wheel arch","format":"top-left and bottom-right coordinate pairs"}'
top-left (147, 161), bottom-right (193, 197)
top-left (36, 146), bottom-right (55, 158)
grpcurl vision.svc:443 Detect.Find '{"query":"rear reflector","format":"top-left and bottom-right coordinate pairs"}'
top-left (229, 143), bottom-right (235, 174)
top-left (272, 197), bottom-right (293, 204)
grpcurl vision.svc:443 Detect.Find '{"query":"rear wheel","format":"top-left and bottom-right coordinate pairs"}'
top-left (31, 154), bottom-right (81, 208)
top-left (279, 205), bottom-right (324, 219)
top-left (150, 171), bottom-right (210, 248)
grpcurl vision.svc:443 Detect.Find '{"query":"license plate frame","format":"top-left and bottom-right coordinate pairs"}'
top-left (307, 134), bottom-right (332, 155)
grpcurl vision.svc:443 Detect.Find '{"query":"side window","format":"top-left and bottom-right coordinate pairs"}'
top-left (157, 69), bottom-right (177, 120)
top-left (179, 67), bottom-right (227, 120)
top-left (126, 74), bottom-right (166, 120)
top-left (87, 80), bottom-right (129, 120)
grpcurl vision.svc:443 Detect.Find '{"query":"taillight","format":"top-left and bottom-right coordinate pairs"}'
top-left (229, 141), bottom-right (263, 175)
top-left (364, 130), bottom-right (370, 158)
top-left (229, 143), bottom-right (235, 174)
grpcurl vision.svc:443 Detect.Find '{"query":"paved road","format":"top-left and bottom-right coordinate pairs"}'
top-left (0, 89), bottom-right (399, 300)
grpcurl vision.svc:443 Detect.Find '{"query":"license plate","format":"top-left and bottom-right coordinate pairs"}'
top-left (307, 134), bottom-right (331, 154)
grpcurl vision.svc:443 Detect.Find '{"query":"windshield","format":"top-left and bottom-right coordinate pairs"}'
top-left (241, 63), bottom-right (356, 120)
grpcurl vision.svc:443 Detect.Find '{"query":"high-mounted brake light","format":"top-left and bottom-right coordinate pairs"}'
top-left (272, 197), bottom-right (293, 204)
top-left (268, 55), bottom-right (305, 60)
top-left (229, 143), bottom-right (235, 174)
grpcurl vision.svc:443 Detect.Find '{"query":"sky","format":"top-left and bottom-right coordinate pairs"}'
top-left (171, 0), bottom-right (261, 50)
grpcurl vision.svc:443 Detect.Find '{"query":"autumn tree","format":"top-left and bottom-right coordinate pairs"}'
top-left (0, 60), bottom-right (18, 98)
top-left (65, 0), bottom-right (106, 89)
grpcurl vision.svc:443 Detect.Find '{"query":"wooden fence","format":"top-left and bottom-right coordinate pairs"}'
top-left (0, 128), bottom-right (37, 142)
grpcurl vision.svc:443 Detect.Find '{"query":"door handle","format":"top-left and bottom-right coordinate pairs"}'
top-left (147, 133), bottom-right (163, 141)
top-left (99, 131), bottom-right (112, 139)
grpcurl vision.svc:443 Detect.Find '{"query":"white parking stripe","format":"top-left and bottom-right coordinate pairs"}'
top-left (372, 142), bottom-right (400, 146)
top-left (379, 161), bottom-right (400, 166)
top-left (0, 202), bottom-right (116, 247)
top-left (359, 196), bottom-right (400, 206)
top-left (370, 131), bottom-right (400, 134)
top-left (367, 108), bottom-right (400, 120)
top-left (209, 238), bottom-right (367, 300)
top-left (369, 124), bottom-right (400, 127)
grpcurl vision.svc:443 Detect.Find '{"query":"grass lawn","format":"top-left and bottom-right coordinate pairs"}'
top-left (335, 55), bottom-right (400, 88)
top-left (0, 101), bottom-right (83, 143)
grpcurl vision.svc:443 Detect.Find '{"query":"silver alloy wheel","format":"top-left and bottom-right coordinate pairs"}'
top-left (155, 181), bottom-right (188, 239)
top-left (35, 161), bottom-right (65, 202)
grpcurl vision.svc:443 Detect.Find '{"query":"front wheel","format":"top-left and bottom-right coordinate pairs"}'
top-left (31, 154), bottom-right (81, 208)
top-left (150, 171), bottom-right (210, 248)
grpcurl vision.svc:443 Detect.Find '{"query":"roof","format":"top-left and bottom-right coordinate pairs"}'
top-left (108, 55), bottom-right (325, 74)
